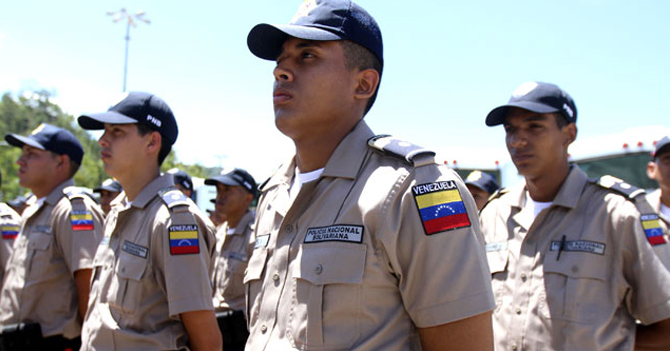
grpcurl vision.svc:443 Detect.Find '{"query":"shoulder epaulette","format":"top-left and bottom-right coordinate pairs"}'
top-left (367, 135), bottom-right (436, 167)
top-left (480, 187), bottom-right (509, 212)
top-left (159, 188), bottom-right (191, 209)
top-left (591, 175), bottom-right (646, 200)
top-left (63, 186), bottom-right (90, 201)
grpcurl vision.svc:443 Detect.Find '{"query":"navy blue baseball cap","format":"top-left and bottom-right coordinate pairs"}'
top-left (5, 123), bottom-right (84, 165)
top-left (653, 136), bottom-right (670, 159)
top-left (247, 0), bottom-right (383, 65)
top-left (205, 168), bottom-right (257, 195)
top-left (78, 92), bottom-right (179, 146)
top-left (465, 171), bottom-right (500, 195)
top-left (94, 178), bottom-right (123, 193)
top-left (167, 168), bottom-right (194, 192)
top-left (486, 81), bottom-right (577, 126)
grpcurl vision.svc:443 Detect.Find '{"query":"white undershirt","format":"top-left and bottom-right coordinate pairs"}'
top-left (661, 203), bottom-right (670, 220)
top-left (289, 167), bottom-right (324, 202)
top-left (525, 191), bottom-right (553, 218)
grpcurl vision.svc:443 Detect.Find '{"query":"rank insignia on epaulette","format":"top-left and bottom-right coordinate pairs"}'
top-left (70, 211), bottom-right (94, 231)
top-left (641, 214), bottom-right (667, 246)
top-left (169, 224), bottom-right (199, 255)
top-left (412, 180), bottom-right (471, 235)
top-left (1, 225), bottom-right (19, 239)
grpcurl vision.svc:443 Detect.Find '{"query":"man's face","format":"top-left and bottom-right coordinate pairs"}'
top-left (98, 123), bottom-right (151, 178)
top-left (16, 145), bottom-right (62, 190)
top-left (504, 108), bottom-right (574, 181)
top-left (648, 150), bottom-right (670, 192)
top-left (214, 183), bottom-right (251, 219)
top-left (99, 190), bottom-right (120, 215)
top-left (272, 38), bottom-right (359, 140)
top-left (466, 184), bottom-right (490, 211)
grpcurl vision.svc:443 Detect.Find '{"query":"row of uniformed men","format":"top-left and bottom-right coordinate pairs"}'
top-left (3, 0), bottom-right (670, 350)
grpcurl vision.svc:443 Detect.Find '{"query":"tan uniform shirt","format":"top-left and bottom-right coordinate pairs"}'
top-left (0, 179), bottom-right (104, 338)
top-left (0, 203), bottom-right (21, 289)
top-left (212, 210), bottom-right (255, 313)
top-left (480, 166), bottom-right (670, 351)
top-left (245, 121), bottom-right (495, 351)
top-left (81, 174), bottom-right (216, 351)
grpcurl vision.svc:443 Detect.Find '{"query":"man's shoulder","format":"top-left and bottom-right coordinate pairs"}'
top-left (366, 134), bottom-right (436, 168)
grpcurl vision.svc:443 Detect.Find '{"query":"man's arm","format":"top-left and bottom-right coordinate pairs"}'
top-left (181, 310), bottom-right (223, 351)
top-left (635, 318), bottom-right (670, 350)
top-left (73, 268), bottom-right (92, 320)
top-left (418, 311), bottom-right (493, 351)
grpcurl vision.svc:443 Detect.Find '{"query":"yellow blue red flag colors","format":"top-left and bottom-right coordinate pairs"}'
top-left (70, 211), bottom-right (94, 231)
top-left (641, 214), bottom-right (666, 246)
top-left (1, 225), bottom-right (19, 239)
top-left (412, 181), bottom-right (471, 235)
top-left (169, 224), bottom-right (200, 255)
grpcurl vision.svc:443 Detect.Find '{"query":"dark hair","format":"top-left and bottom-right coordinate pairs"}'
top-left (341, 40), bottom-right (383, 115)
top-left (554, 113), bottom-right (571, 129)
top-left (136, 123), bottom-right (172, 165)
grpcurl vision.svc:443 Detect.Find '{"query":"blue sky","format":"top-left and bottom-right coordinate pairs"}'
top-left (1, 0), bottom-right (668, 181)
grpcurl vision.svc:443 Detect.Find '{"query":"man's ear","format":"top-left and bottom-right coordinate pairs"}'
top-left (563, 123), bottom-right (577, 147)
top-left (353, 68), bottom-right (380, 101)
top-left (147, 131), bottom-right (162, 155)
top-left (648, 161), bottom-right (658, 180)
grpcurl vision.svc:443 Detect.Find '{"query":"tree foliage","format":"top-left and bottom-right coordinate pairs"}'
top-left (0, 91), bottom-right (215, 202)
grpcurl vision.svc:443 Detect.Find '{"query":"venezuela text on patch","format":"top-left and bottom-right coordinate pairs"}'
top-left (169, 224), bottom-right (199, 255)
top-left (304, 225), bottom-right (363, 243)
top-left (641, 214), bottom-right (666, 246)
top-left (70, 211), bottom-right (94, 231)
top-left (412, 181), bottom-right (471, 235)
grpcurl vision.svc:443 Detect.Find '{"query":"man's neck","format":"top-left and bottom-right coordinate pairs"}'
top-left (660, 188), bottom-right (670, 208)
top-left (117, 167), bottom-right (161, 202)
top-left (32, 177), bottom-right (69, 199)
top-left (225, 210), bottom-right (248, 230)
top-left (525, 165), bottom-right (571, 203)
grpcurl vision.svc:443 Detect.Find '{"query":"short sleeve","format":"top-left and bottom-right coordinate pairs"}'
top-left (55, 197), bottom-right (104, 273)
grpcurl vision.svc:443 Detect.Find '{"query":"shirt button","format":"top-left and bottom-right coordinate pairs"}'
top-left (315, 264), bottom-right (323, 275)
top-left (511, 344), bottom-right (518, 350)
top-left (260, 324), bottom-right (268, 333)
top-left (516, 308), bottom-right (522, 315)
top-left (273, 273), bottom-right (280, 281)
top-left (520, 273), bottom-right (527, 281)
top-left (285, 224), bottom-right (293, 233)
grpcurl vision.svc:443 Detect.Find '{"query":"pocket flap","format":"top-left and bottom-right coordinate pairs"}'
top-left (486, 242), bottom-right (509, 274)
top-left (29, 233), bottom-right (51, 251)
top-left (294, 244), bottom-right (366, 285)
top-left (116, 253), bottom-right (147, 281)
top-left (544, 249), bottom-right (606, 280)
top-left (244, 248), bottom-right (268, 284)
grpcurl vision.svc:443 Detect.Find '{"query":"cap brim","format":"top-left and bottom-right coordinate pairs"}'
top-left (78, 111), bottom-right (138, 130)
top-left (247, 23), bottom-right (342, 60)
top-left (4, 134), bottom-right (45, 150)
top-left (485, 101), bottom-right (561, 126)
top-left (205, 175), bottom-right (241, 187)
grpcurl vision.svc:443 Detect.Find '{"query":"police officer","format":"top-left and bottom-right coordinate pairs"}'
top-left (464, 170), bottom-right (500, 211)
top-left (93, 178), bottom-right (122, 216)
top-left (7, 195), bottom-right (29, 216)
top-left (205, 168), bottom-right (256, 351)
top-left (647, 136), bottom-right (670, 227)
top-left (244, 1), bottom-right (495, 349)
top-left (480, 81), bottom-right (670, 350)
top-left (0, 170), bottom-right (21, 291)
top-left (0, 123), bottom-right (104, 350)
top-left (168, 168), bottom-right (194, 199)
top-left (77, 92), bottom-right (222, 350)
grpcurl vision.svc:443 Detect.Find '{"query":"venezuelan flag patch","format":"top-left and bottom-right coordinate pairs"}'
top-left (1, 225), bottom-right (19, 239)
top-left (413, 181), bottom-right (471, 235)
top-left (641, 214), bottom-right (666, 246)
top-left (70, 211), bottom-right (94, 231)
top-left (169, 225), bottom-right (200, 255)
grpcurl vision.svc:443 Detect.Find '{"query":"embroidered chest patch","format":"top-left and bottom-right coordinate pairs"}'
top-left (254, 234), bottom-right (269, 249)
top-left (641, 214), bottom-right (666, 246)
top-left (70, 211), bottom-right (94, 231)
top-left (1, 225), bottom-right (19, 239)
top-left (123, 240), bottom-right (148, 259)
top-left (304, 225), bottom-right (364, 244)
top-left (169, 225), bottom-right (200, 255)
top-left (550, 240), bottom-right (606, 255)
top-left (412, 181), bottom-right (471, 235)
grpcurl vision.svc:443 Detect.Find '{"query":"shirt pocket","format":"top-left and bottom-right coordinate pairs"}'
top-left (221, 254), bottom-right (248, 296)
top-left (486, 247), bottom-right (509, 313)
top-left (244, 248), bottom-right (268, 321)
top-left (289, 244), bottom-right (366, 351)
top-left (27, 233), bottom-right (53, 276)
top-left (109, 252), bottom-right (148, 314)
top-left (543, 252), bottom-right (607, 323)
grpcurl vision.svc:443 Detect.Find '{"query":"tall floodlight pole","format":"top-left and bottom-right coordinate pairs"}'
top-left (107, 9), bottom-right (150, 92)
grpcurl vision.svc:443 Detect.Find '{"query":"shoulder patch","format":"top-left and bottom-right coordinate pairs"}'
top-left (1, 224), bottom-right (19, 239)
top-left (70, 210), bottom-right (94, 231)
top-left (412, 180), bottom-right (471, 235)
top-left (640, 214), bottom-right (667, 246)
top-left (592, 175), bottom-right (645, 199)
top-left (169, 224), bottom-right (200, 255)
top-left (368, 135), bottom-right (436, 167)
top-left (159, 188), bottom-right (191, 209)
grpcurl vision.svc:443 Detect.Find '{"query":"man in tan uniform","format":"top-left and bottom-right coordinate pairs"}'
top-left (93, 178), bottom-right (122, 216)
top-left (464, 170), bottom-right (500, 211)
top-left (647, 136), bottom-right (670, 227)
top-left (0, 123), bottom-right (104, 350)
top-left (480, 81), bottom-right (670, 350)
top-left (77, 92), bottom-right (222, 351)
top-left (244, 1), bottom-right (495, 350)
top-left (0, 170), bottom-right (21, 291)
top-left (205, 168), bottom-right (256, 351)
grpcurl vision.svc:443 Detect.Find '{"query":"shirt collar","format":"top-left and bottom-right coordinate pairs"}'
top-left (45, 178), bottom-right (76, 206)
top-left (117, 173), bottom-right (176, 209)
top-left (504, 165), bottom-right (587, 210)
